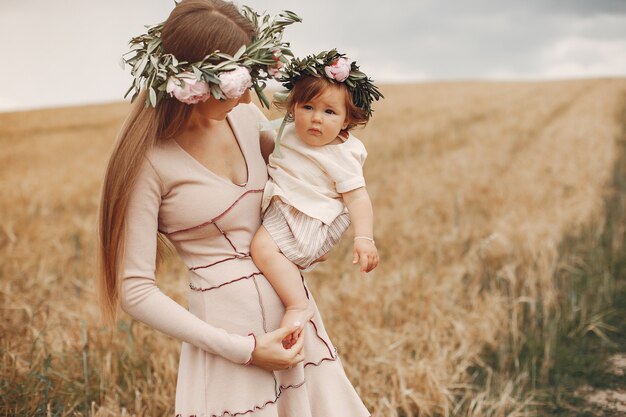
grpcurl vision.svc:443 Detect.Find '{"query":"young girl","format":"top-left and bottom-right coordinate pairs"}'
top-left (251, 50), bottom-right (383, 347)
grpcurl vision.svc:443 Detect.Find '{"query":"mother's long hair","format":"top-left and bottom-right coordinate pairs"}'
top-left (98, 0), bottom-right (254, 324)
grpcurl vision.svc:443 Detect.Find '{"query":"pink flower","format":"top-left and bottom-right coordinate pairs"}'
top-left (166, 72), bottom-right (210, 104)
top-left (268, 59), bottom-right (284, 77)
top-left (324, 57), bottom-right (351, 82)
top-left (218, 66), bottom-right (252, 99)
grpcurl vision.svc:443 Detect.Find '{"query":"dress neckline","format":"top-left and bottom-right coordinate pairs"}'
top-left (172, 114), bottom-right (249, 188)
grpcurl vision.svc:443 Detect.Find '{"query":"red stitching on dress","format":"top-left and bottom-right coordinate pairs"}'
top-left (173, 335), bottom-right (352, 417)
top-left (252, 275), bottom-right (268, 333)
top-left (214, 222), bottom-right (247, 256)
top-left (174, 381), bottom-right (306, 417)
top-left (189, 272), bottom-right (262, 292)
top-left (189, 253), bottom-right (250, 271)
top-left (166, 189), bottom-right (263, 236)
top-left (300, 319), bottom-right (338, 367)
top-left (304, 356), bottom-right (337, 367)
top-left (301, 273), bottom-right (311, 300)
top-left (308, 319), bottom-right (336, 359)
top-left (244, 333), bottom-right (256, 366)
top-left (299, 272), bottom-right (336, 360)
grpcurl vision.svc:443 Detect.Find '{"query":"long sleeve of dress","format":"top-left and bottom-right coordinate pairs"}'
top-left (119, 159), bottom-right (255, 365)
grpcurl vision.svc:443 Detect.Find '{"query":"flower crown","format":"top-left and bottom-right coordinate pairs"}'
top-left (123, 6), bottom-right (301, 108)
top-left (277, 49), bottom-right (383, 117)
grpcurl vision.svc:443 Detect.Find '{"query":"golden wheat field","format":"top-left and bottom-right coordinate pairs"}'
top-left (1, 79), bottom-right (626, 417)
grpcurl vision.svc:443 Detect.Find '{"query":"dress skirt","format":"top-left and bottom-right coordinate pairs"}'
top-left (174, 259), bottom-right (370, 417)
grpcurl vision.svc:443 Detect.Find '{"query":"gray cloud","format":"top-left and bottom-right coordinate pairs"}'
top-left (1, 0), bottom-right (625, 111)
top-left (246, 0), bottom-right (626, 80)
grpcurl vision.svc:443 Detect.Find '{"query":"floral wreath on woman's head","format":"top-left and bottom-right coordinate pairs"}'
top-left (123, 6), bottom-right (301, 108)
top-left (277, 49), bottom-right (383, 118)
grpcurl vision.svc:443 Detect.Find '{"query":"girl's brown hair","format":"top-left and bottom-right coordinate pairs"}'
top-left (98, 0), bottom-right (254, 324)
top-left (279, 76), bottom-right (369, 133)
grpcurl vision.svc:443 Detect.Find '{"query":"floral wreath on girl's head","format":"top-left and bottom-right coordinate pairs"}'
top-left (122, 6), bottom-right (301, 108)
top-left (276, 49), bottom-right (383, 118)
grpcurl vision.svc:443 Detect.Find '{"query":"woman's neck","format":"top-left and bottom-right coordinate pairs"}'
top-left (184, 111), bottom-right (225, 133)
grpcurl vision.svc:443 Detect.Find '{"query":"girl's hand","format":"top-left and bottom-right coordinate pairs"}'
top-left (352, 238), bottom-right (379, 273)
top-left (249, 325), bottom-right (305, 371)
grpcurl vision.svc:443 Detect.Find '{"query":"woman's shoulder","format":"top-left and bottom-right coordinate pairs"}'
top-left (146, 138), bottom-right (178, 164)
top-left (141, 138), bottom-right (186, 184)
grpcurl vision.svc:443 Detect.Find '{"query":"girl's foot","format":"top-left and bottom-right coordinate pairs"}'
top-left (280, 301), bottom-right (314, 349)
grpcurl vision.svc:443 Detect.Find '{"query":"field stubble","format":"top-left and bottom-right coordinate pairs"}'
top-left (1, 79), bottom-right (625, 416)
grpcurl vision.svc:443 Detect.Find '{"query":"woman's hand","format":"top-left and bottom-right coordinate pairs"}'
top-left (249, 325), bottom-right (305, 371)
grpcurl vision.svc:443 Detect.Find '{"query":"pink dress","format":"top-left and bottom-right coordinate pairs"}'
top-left (121, 103), bottom-right (370, 417)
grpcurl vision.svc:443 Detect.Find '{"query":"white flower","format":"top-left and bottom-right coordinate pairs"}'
top-left (218, 66), bottom-right (253, 99)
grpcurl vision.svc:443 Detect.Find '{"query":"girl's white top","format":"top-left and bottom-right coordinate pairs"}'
top-left (261, 123), bottom-right (367, 225)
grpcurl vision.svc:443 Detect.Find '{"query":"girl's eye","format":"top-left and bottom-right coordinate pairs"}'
top-left (325, 109), bottom-right (335, 115)
top-left (303, 104), bottom-right (313, 110)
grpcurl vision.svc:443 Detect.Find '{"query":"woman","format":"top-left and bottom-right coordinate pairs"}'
top-left (98, 1), bottom-right (370, 416)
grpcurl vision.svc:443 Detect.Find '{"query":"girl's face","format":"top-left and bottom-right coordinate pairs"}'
top-left (293, 86), bottom-right (349, 146)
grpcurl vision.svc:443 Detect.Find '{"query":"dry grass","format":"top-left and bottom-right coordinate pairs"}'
top-left (1, 79), bottom-right (626, 416)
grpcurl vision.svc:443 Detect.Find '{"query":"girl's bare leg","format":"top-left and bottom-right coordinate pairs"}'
top-left (251, 226), bottom-right (314, 347)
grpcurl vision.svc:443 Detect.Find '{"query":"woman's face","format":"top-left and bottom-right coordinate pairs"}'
top-left (195, 89), bottom-right (252, 121)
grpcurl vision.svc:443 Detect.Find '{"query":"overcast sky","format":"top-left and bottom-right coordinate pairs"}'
top-left (2, 0), bottom-right (626, 112)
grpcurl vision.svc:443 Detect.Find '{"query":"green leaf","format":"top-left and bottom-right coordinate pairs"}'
top-left (214, 52), bottom-right (235, 60)
top-left (192, 66), bottom-right (202, 80)
top-left (223, 64), bottom-right (239, 71)
top-left (149, 87), bottom-right (157, 107)
top-left (135, 55), bottom-right (148, 76)
top-left (123, 84), bottom-right (135, 99)
top-left (233, 44), bottom-right (246, 60)
top-left (254, 83), bottom-right (270, 108)
top-left (202, 71), bottom-right (221, 84)
top-left (147, 40), bottom-right (159, 54)
top-left (210, 84), bottom-right (224, 100)
top-left (349, 70), bottom-right (367, 80)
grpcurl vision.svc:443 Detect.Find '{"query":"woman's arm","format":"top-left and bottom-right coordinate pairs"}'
top-left (120, 159), bottom-right (257, 363)
top-left (342, 186), bottom-right (379, 273)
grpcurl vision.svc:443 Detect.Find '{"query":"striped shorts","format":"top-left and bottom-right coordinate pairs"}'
top-left (263, 197), bottom-right (351, 269)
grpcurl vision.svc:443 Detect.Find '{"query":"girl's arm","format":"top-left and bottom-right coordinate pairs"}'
top-left (342, 186), bottom-right (379, 272)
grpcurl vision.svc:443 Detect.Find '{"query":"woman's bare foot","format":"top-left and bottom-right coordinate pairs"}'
top-left (280, 301), bottom-right (314, 349)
